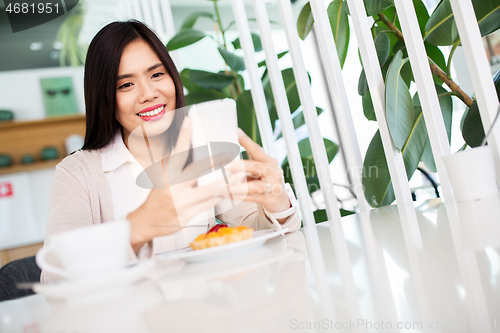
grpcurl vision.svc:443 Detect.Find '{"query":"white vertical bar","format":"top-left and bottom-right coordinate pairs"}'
top-left (450, 0), bottom-right (500, 182)
top-left (251, 0), bottom-right (314, 228)
top-left (253, 0), bottom-right (362, 322)
top-left (140, 0), bottom-right (154, 27)
top-left (309, 0), bottom-right (371, 213)
top-left (345, 0), bottom-right (423, 250)
top-left (393, 0), bottom-right (456, 204)
top-left (277, 0), bottom-right (341, 226)
top-left (394, 1), bottom-right (492, 329)
top-left (231, 0), bottom-right (277, 159)
top-left (159, 0), bottom-right (176, 40)
top-left (151, 0), bottom-right (166, 42)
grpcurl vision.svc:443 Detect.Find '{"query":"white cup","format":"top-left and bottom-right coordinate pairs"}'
top-left (36, 221), bottom-right (130, 280)
top-left (443, 145), bottom-right (499, 202)
top-left (189, 99), bottom-right (240, 186)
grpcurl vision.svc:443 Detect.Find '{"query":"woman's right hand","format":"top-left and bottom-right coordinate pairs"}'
top-left (127, 118), bottom-right (245, 254)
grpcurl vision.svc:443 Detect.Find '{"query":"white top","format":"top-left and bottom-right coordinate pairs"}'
top-left (100, 131), bottom-right (209, 257)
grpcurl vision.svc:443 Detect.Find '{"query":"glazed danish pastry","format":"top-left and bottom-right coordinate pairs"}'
top-left (189, 225), bottom-right (254, 250)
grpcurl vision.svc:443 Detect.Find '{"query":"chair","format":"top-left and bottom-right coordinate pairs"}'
top-left (0, 256), bottom-right (41, 302)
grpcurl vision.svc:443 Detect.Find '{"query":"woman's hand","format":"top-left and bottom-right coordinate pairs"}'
top-left (227, 129), bottom-right (291, 223)
top-left (127, 118), bottom-right (246, 254)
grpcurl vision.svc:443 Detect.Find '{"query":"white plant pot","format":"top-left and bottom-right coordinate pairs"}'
top-left (443, 145), bottom-right (499, 202)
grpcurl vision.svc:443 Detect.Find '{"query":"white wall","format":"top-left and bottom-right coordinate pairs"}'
top-left (0, 66), bottom-right (85, 121)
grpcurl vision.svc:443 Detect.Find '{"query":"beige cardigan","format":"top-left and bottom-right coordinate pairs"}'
top-left (41, 149), bottom-right (301, 282)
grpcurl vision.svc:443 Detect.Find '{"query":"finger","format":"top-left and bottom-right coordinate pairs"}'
top-left (238, 128), bottom-right (274, 162)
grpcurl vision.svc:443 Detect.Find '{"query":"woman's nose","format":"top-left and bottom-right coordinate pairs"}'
top-left (139, 81), bottom-right (158, 103)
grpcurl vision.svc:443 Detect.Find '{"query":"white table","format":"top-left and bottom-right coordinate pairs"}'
top-left (1, 198), bottom-right (499, 333)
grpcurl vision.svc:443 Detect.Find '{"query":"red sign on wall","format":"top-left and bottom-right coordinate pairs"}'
top-left (0, 182), bottom-right (13, 197)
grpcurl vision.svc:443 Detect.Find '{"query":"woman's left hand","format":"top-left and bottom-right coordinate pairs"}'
top-left (226, 129), bottom-right (291, 219)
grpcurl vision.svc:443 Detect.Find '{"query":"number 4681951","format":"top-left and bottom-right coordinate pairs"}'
top-left (5, 3), bottom-right (59, 14)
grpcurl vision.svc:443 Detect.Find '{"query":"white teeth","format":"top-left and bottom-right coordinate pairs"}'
top-left (138, 106), bottom-right (164, 117)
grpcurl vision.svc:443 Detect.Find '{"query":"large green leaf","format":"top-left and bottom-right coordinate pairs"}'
top-left (282, 138), bottom-right (338, 193)
top-left (291, 107), bottom-right (324, 130)
top-left (425, 0), bottom-right (455, 46)
top-left (218, 48), bottom-right (245, 72)
top-left (426, 0), bottom-right (500, 46)
top-left (327, 0), bottom-right (350, 68)
top-left (189, 70), bottom-right (235, 90)
top-left (313, 208), bottom-right (356, 223)
top-left (374, 7), bottom-right (400, 52)
top-left (181, 68), bottom-right (230, 100)
top-left (263, 68), bottom-right (311, 116)
top-left (461, 103), bottom-right (485, 148)
top-left (364, 0), bottom-right (394, 16)
top-left (180, 11), bottom-right (214, 30)
top-left (232, 32), bottom-right (262, 52)
top-left (474, 0), bottom-right (500, 37)
top-left (385, 51), bottom-right (414, 150)
top-left (297, 2), bottom-right (313, 41)
top-left (257, 51), bottom-right (288, 67)
top-left (413, 0), bottom-right (430, 35)
top-left (421, 85), bottom-right (453, 172)
top-left (236, 90), bottom-right (261, 145)
top-left (461, 70), bottom-right (500, 148)
top-left (358, 32), bottom-right (390, 96)
top-left (166, 29), bottom-right (206, 51)
top-left (362, 91), bottom-right (443, 207)
top-left (362, 131), bottom-right (395, 207)
top-left (358, 69), bottom-right (368, 97)
top-left (363, 91), bottom-right (377, 121)
top-left (185, 91), bottom-right (223, 106)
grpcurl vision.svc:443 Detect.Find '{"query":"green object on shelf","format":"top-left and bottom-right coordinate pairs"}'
top-left (41, 77), bottom-right (79, 117)
top-left (21, 154), bottom-right (36, 164)
top-left (0, 110), bottom-right (14, 122)
top-left (0, 154), bottom-right (12, 167)
top-left (40, 147), bottom-right (59, 161)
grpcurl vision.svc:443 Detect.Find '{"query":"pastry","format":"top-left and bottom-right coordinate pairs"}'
top-left (189, 225), bottom-right (254, 250)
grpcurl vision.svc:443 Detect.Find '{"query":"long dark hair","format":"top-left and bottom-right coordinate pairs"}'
top-left (82, 20), bottom-right (186, 151)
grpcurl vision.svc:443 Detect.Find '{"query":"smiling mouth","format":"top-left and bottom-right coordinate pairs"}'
top-left (137, 105), bottom-right (165, 117)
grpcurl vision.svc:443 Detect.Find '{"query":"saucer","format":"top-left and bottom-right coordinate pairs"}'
top-left (33, 259), bottom-right (156, 301)
top-left (157, 228), bottom-right (289, 263)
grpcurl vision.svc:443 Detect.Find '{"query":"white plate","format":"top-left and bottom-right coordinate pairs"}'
top-left (33, 259), bottom-right (156, 302)
top-left (157, 228), bottom-right (289, 263)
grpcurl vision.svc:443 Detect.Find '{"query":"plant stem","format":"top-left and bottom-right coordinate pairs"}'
top-left (457, 142), bottom-right (468, 152)
top-left (377, 13), bottom-right (473, 107)
top-left (437, 91), bottom-right (461, 99)
top-left (429, 58), bottom-right (473, 106)
top-left (213, 0), bottom-right (227, 49)
top-left (447, 41), bottom-right (459, 78)
top-left (378, 13), bottom-right (404, 41)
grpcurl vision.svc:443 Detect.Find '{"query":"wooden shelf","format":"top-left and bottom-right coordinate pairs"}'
top-left (0, 114), bottom-right (86, 175)
top-left (0, 158), bottom-right (63, 175)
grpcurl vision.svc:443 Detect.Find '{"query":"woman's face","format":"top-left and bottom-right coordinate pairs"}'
top-left (116, 39), bottom-right (176, 144)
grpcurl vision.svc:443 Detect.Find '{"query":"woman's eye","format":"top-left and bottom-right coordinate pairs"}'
top-left (118, 82), bottom-right (132, 89)
top-left (152, 72), bottom-right (164, 78)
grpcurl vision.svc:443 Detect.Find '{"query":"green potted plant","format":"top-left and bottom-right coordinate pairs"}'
top-left (297, 0), bottom-right (500, 207)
